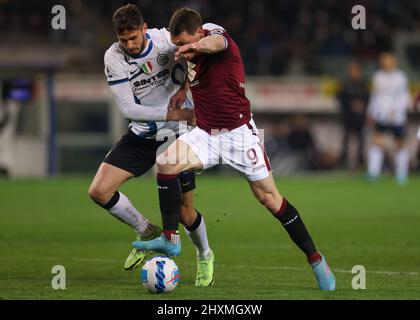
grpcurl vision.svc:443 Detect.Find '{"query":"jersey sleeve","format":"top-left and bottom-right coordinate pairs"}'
top-left (104, 50), bottom-right (129, 86)
top-left (394, 73), bottom-right (411, 111)
top-left (203, 23), bottom-right (229, 50)
top-left (160, 27), bottom-right (176, 51)
top-left (109, 81), bottom-right (167, 121)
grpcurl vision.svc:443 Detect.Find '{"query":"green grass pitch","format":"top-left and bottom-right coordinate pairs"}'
top-left (1, 174), bottom-right (419, 300)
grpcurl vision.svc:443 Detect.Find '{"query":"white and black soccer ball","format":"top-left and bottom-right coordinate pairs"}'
top-left (140, 256), bottom-right (180, 293)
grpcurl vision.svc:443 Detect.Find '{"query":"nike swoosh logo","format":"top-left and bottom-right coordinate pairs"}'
top-left (130, 67), bottom-right (145, 75)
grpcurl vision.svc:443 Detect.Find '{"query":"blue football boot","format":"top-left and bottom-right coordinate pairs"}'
top-left (132, 234), bottom-right (181, 257)
top-left (311, 254), bottom-right (336, 291)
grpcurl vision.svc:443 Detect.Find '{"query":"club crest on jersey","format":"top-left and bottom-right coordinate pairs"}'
top-left (139, 61), bottom-right (153, 75)
top-left (156, 53), bottom-right (169, 66)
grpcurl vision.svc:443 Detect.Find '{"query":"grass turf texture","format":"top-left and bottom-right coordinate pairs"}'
top-left (0, 174), bottom-right (419, 300)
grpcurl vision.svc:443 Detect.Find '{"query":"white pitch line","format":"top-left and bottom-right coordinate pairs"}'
top-left (184, 263), bottom-right (420, 277)
top-left (225, 244), bottom-right (420, 251)
top-left (0, 256), bottom-right (121, 263)
top-left (1, 256), bottom-right (418, 276)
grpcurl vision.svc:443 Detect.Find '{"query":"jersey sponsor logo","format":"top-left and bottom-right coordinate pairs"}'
top-left (156, 53), bottom-right (169, 66)
top-left (133, 69), bottom-right (170, 88)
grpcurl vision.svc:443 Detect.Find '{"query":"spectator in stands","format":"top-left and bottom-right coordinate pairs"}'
top-left (4, 0), bottom-right (420, 75)
top-left (337, 61), bottom-right (369, 170)
top-left (287, 114), bottom-right (317, 170)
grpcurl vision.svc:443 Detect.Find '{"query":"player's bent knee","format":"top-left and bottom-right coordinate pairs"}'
top-left (256, 193), bottom-right (279, 213)
top-left (88, 185), bottom-right (112, 206)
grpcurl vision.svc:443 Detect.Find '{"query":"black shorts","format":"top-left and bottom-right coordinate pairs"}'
top-left (375, 123), bottom-right (406, 138)
top-left (103, 129), bottom-right (195, 193)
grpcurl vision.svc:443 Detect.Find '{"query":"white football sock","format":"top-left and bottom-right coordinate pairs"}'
top-left (394, 148), bottom-right (409, 181)
top-left (107, 192), bottom-right (150, 237)
top-left (367, 145), bottom-right (384, 178)
top-left (184, 215), bottom-right (210, 258)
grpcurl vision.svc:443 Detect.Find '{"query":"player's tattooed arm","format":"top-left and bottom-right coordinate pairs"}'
top-left (175, 35), bottom-right (227, 60)
top-left (195, 34), bottom-right (227, 53)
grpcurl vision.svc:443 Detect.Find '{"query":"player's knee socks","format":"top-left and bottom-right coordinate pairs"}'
top-left (394, 148), bottom-right (409, 181)
top-left (157, 173), bottom-right (182, 240)
top-left (184, 210), bottom-right (210, 258)
top-left (102, 191), bottom-right (150, 236)
top-left (368, 145), bottom-right (384, 178)
top-left (274, 198), bottom-right (321, 263)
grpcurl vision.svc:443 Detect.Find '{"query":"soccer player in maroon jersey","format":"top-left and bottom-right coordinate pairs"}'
top-left (133, 7), bottom-right (335, 290)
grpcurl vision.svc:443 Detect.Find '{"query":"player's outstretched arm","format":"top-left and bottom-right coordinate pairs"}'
top-left (175, 35), bottom-right (227, 60)
top-left (109, 81), bottom-right (194, 124)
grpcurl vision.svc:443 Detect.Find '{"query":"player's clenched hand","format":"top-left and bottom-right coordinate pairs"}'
top-left (175, 43), bottom-right (198, 61)
top-left (188, 112), bottom-right (196, 126)
top-left (168, 88), bottom-right (187, 110)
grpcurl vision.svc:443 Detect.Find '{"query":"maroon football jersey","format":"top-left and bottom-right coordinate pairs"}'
top-left (187, 24), bottom-right (251, 133)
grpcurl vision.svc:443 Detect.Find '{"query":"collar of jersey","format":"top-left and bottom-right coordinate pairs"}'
top-left (127, 33), bottom-right (153, 59)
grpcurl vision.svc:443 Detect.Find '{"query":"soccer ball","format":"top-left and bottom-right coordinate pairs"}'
top-left (140, 255), bottom-right (180, 293)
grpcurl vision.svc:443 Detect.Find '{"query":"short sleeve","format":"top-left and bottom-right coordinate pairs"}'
top-left (160, 28), bottom-right (176, 50)
top-left (203, 23), bottom-right (229, 50)
top-left (104, 51), bottom-right (128, 86)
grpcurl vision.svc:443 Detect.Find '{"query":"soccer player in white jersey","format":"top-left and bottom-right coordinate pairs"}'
top-left (88, 4), bottom-right (214, 286)
top-left (367, 53), bottom-right (411, 185)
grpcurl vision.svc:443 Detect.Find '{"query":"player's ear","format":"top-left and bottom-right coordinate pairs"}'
top-left (197, 28), bottom-right (204, 38)
top-left (142, 22), bottom-right (148, 33)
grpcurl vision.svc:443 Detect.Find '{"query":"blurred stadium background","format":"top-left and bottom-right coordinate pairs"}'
top-left (1, 0), bottom-right (420, 178)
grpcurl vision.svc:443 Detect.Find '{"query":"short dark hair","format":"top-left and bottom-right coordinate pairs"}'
top-left (169, 7), bottom-right (203, 36)
top-left (112, 4), bottom-right (144, 33)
